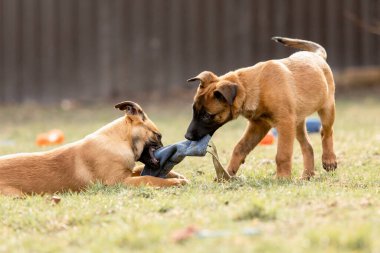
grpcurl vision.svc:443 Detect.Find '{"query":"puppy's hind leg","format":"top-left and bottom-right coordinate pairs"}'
top-left (318, 102), bottom-right (337, 171)
top-left (296, 120), bottom-right (315, 179)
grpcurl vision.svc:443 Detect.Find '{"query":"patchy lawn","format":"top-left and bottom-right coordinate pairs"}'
top-left (0, 97), bottom-right (379, 253)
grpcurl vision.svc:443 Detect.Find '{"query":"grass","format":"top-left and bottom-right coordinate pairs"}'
top-left (0, 96), bottom-right (379, 253)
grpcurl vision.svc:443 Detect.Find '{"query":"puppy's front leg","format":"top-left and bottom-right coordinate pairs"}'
top-left (275, 118), bottom-right (296, 178)
top-left (227, 120), bottom-right (271, 176)
top-left (166, 171), bottom-right (187, 179)
top-left (123, 176), bottom-right (188, 188)
top-left (131, 165), bottom-right (145, 177)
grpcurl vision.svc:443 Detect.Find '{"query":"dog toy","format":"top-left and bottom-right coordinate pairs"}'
top-left (141, 135), bottom-right (212, 178)
top-left (36, 129), bottom-right (65, 147)
top-left (306, 118), bottom-right (321, 133)
top-left (141, 135), bottom-right (231, 181)
top-left (259, 132), bottom-right (275, 145)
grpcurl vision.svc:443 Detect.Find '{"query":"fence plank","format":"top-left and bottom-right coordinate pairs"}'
top-left (76, 0), bottom-right (95, 101)
top-left (39, 0), bottom-right (57, 103)
top-left (369, 0), bottom-right (379, 65)
top-left (0, 0), bottom-right (4, 102)
top-left (111, 0), bottom-right (128, 98)
top-left (378, 0), bottom-right (380, 65)
top-left (168, 0), bottom-right (183, 89)
top-left (21, 0), bottom-right (38, 102)
top-left (97, 0), bottom-right (111, 98)
top-left (326, 0), bottom-right (339, 68)
top-left (150, 0), bottom-right (166, 93)
top-left (2, 0), bottom-right (21, 103)
top-left (273, 0), bottom-right (288, 58)
top-left (343, 0), bottom-right (356, 67)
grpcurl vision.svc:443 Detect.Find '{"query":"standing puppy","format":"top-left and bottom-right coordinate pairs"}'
top-left (185, 37), bottom-right (337, 179)
top-left (0, 101), bottom-right (188, 196)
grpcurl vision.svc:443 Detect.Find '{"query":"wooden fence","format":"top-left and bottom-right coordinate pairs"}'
top-left (0, 0), bottom-right (379, 103)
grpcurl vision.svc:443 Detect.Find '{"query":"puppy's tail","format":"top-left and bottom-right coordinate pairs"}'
top-left (272, 36), bottom-right (327, 60)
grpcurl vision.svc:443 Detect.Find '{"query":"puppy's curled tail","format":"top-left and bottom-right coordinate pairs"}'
top-left (272, 36), bottom-right (327, 60)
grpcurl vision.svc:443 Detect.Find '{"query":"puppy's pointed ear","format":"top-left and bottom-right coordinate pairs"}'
top-left (115, 101), bottom-right (145, 120)
top-left (187, 71), bottom-right (218, 88)
top-left (214, 83), bottom-right (238, 105)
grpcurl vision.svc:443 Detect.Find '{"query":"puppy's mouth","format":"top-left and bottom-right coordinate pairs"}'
top-left (138, 143), bottom-right (162, 169)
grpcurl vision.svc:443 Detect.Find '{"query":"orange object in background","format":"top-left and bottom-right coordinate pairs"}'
top-left (36, 129), bottom-right (65, 147)
top-left (259, 132), bottom-right (275, 145)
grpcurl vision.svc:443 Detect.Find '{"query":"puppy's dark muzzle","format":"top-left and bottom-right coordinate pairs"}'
top-left (185, 132), bottom-right (196, 141)
top-left (185, 119), bottom-right (218, 141)
top-left (185, 120), bottom-right (203, 141)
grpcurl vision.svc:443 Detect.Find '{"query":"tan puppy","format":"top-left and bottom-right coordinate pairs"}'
top-left (0, 101), bottom-right (188, 196)
top-left (185, 37), bottom-right (337, 179)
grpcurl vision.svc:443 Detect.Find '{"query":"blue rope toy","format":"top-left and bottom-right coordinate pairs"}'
top-left (141, 135), bottom-right (212, 178)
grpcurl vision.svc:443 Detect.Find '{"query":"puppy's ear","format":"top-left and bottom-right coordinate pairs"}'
top-left (115, 101), bottom-right (145, 119)
top-left (214, 83), bottom-right (238, 105)
top-left (187, 71), bottom-right (218, 88)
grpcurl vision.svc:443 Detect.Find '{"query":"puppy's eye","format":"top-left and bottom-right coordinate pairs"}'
top-left (202, 112), bottom-right (213, 121)
top-left (156, 133), bottom-right (162, 141)
top-left (214, 91), bottom-right (224, 101)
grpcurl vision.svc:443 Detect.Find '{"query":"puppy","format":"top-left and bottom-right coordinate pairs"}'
top-left (0, 101), bottom-right (188, 196)
top-left (185, 37), bottom-right (337, 179)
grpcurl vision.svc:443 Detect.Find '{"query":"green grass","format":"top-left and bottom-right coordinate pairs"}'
top-left (0, 97), bottom-right (379, 253)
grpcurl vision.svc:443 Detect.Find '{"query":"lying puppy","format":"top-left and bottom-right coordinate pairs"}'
top-left (0, 101), bottom-right (188, 196)
top-left (185, 37), bottom-right (337, 179)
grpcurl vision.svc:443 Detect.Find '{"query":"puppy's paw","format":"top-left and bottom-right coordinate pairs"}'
top-left (276, 173), bottom-right (292, 180)
top-left (167, 171), bottom-right (186, 179)
top-left (323, 161), bottom-right (337, 171)
top-left (227, 169), bottom-right (237, 177)
top-left (322, 155), bottom-right (337, 172)
top-left (179, 178), bottom-right (190, 185)
top-left (168, 178), bottom-right (190, 187)
top-left (301, 170), bottom-right (315, 180)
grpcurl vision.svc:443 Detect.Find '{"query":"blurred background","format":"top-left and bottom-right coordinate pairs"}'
top-left (0, 0), bottom-right (379, 104)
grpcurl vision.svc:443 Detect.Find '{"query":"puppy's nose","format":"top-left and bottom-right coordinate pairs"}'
top-left (185, 132), bottom-right (195, 141)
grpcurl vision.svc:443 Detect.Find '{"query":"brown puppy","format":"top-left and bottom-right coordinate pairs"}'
top-left (185, 37), bottom-right (337, 179)
top-left (0, 101), bottom-right (188, 196)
